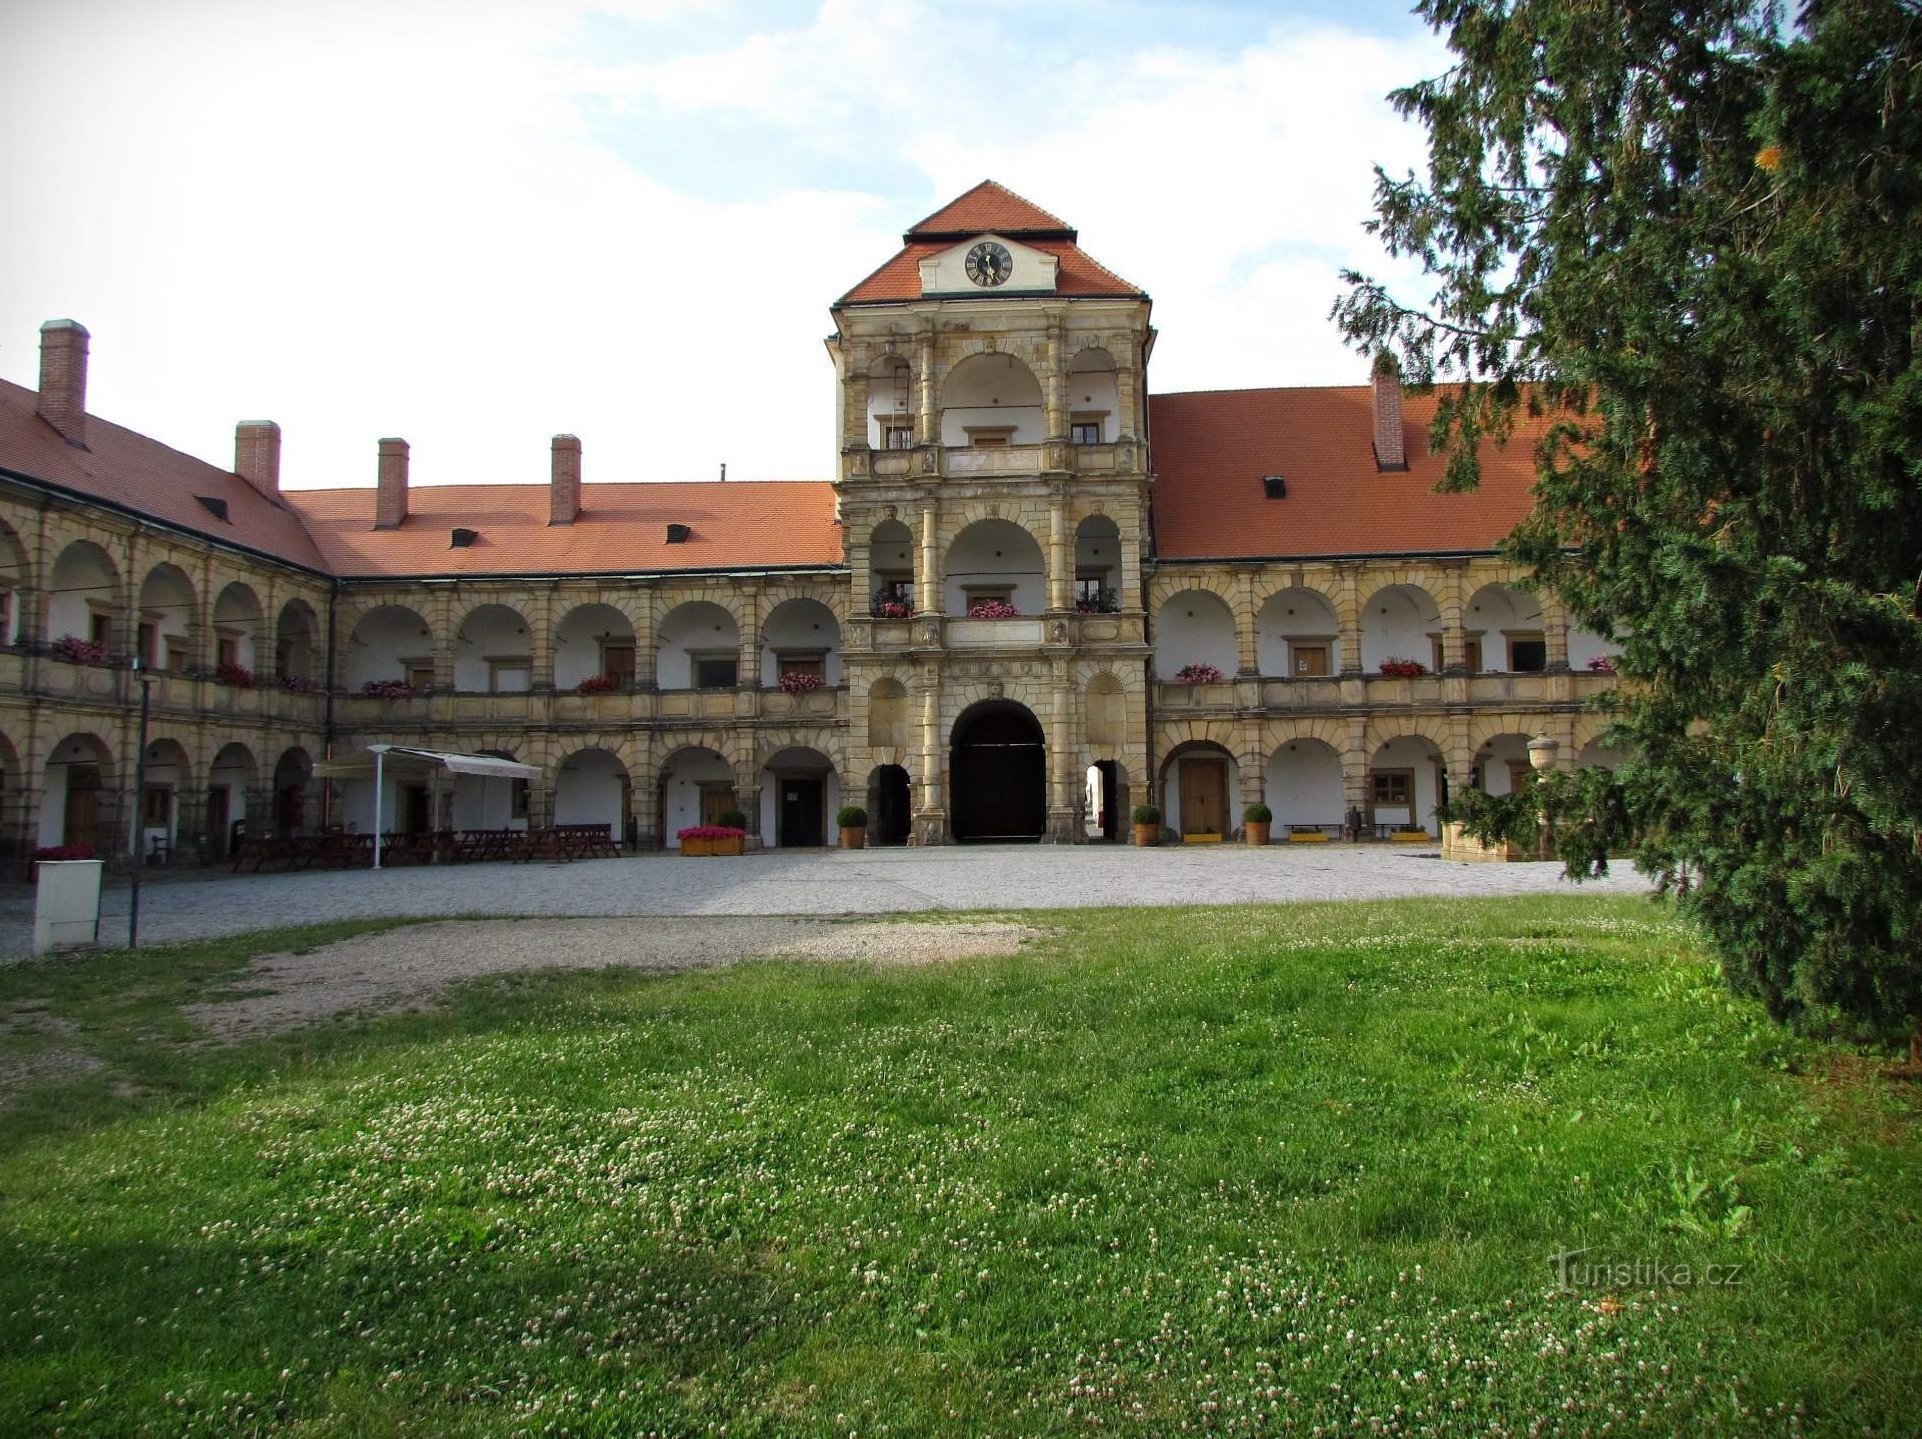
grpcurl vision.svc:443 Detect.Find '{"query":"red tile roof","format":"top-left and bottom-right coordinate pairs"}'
top-left (285, 481), bottom-right (843, 578)
top-left (1149, 386), bottom-right (1551, 560)
top-left (906, 181), bottom-right (1074, 238)
top-left (0, 378), bottom-right (332, 571)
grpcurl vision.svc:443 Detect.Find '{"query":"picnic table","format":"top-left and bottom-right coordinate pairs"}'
top-left (230, 825), bottom-right (621, 871)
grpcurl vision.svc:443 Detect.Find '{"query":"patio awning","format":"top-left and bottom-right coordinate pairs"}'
top-left (312, 745), bottom-right (541, 781)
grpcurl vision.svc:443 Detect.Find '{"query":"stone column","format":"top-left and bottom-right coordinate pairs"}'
top-left (1049, 661), bottom-right (1076, 840)
top-left (530, 586), bottom-right (557, 691)
top-left (1236, 569), bottom-right (1261, 677)
top-left (632, 586), bottom-right (658, 690)
top-left (915, 677), bottom-right (944, 843)
top-left (1542, 590), bottom-right (1570, 671)
top-left (916, 329), bottom-right (938, 447)
top-left (1045, 320), bottom-right (1066, 440)
top-left (1047, 489), bottom-right (1071, 612)
top-left (845, 358), bottom-right (871, 449)
top-left (1343, 715), bottom-right (1371, 838)
top-left (916, 498), bottom-right (941, 614)
top-left (1439, 566), bottom-right (1468, 674)
top-left (428, 590), bottom-right (455, 692)
top-left (737, 586), bottom-right (763, 694)
top-left (1337, 566), bottom-right (1364, 675)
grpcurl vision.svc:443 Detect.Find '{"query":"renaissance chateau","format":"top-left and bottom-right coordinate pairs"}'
top-left (0, 182), bottom-right (1622, 862)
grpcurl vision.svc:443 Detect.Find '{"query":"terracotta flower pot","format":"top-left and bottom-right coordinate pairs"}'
top-left (1132, 822), bottom-right (1159, 847)
top-left (839, 826), bottom-right (866, 850)
top-left (1244, 820), bottom-right (1271, 846)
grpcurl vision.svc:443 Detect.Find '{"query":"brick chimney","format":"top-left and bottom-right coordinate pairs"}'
top-left (234, 421), bottom-right (281, 499)
top-left (375, 438), bottom-right (409, 529)
top-left (37, 319), bottom-right (90, 448)
top-left (549, 434), bottom-right (581, 525)
top-left (1371, 353), bottom-right (1408, 472)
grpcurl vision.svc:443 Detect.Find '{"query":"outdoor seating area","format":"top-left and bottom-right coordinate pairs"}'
top-left (230, 824), bottom-right (619, 873)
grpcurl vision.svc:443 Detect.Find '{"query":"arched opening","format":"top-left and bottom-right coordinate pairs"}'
top-left (0, 521), bottom-right (28, 646)
top-left (1472, 733), bottom-right (1537, 795)
top-left (1083, 759), bottom-right (1129, 842)
top-left (554, 748), bottom-right (629, 845)
top-left (1465, 584), bottom-right (1546, 673)
top-left (137, 563), bottom-right (197, 671)
top-left (207, 741), bottom-right (259, 858)
top-left (944, 518), bottom-right (1046, 617)
top-left (272, 747), bottom-right (312, 838)
top-left (940, 351), bottom-right (1044, 448)
top-left (660, 746), bottom-right (737, 847)
top-left (1368, 735), bottom-right (1445, 836)
top-left (275, 599), bottom-right (320, 686)
top-left (868, 520), bottom-right (917, 616)
top-left (1360, 585), bottom-right (1442, 674)
top-left (40, 733), bottom-right (114, 851)
top-left (950, 700), bottom-right (1046, 842)
top-left (1258, 588), bottom-right (1341, 678)
top-left (48, 541), bottom-right (119, 657)
top-left (211, 582), bottom-right (265, 677)
top-left (658, 601), bottom-right (739, 691)
top-left (1160, 740), bottom-right (1239, 841)
top-left (1266, 739), bottom-right (1344, 836)
top-left (1155, 589), bottom-right (1237, 679)
top-left (867, 353), bottom-right (915, 449)
top-left (555, 603), bottom-right (635, 691)
top-left (454, 604), bottom-right (532, 693)
top-left (1074, 515), bottom-right (1121, 611)
top-left (761, 598), bottom-right (842, 688)
top-left (136, 737), bottom-right (191, 863)
top-left (867, 764), bottom-right (912, 846)
top-left (1066, 349), bottom-right (1119, 444)
top-left (762, 747), bottom-right (838, 847)
top-left (346, 605), bottom-right (433, 691)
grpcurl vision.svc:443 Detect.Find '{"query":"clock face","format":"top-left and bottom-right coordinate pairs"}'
top-left (965, 240), bottom-right (1013, 288)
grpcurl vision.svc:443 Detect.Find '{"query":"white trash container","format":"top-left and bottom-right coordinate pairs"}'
top-left (33, 859), bottom-right (104, 955)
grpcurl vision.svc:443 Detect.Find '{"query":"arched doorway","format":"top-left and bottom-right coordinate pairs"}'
top-left (868, 764), bottom-right (911, 846)
top-left (950, 700), bottom-right (1045, 842)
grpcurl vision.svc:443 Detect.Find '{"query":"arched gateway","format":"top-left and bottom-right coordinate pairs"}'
top-left (949, 700), bottom-right (1046, 842)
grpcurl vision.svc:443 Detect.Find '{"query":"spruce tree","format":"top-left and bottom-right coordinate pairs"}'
top-left (1336, 0), bottom-right (1922, 1056)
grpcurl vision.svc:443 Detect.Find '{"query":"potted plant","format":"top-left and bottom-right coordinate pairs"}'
top-left (677, 823), bottom-right (745, 857)
top-left (1172, 663), bottom-right (1225, 684)
top-left (1378, 657), bottom-right (1430, 678)
top-left (778, 671), bottom-right (825, 695)
top-left (214, 661), bottom-right (256, 688)
top-left (1131, 803), bottom-right (1161, 847)
top-left (837, 804), bottom-right (868, 849)
top-left (965, 599), bottom-right (1021, 619)
top-left (1243, 802), bottom-right (1272, 845)
top-left (717, 807), bottom-right (748, 830)
top-left (577, 673), bottom-right (622, 693)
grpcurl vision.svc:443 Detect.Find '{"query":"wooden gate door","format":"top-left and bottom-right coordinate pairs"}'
top-left (1182, 759), bottom-right (1227, 837)
top-left (64, 766), bottom-right (101, 849)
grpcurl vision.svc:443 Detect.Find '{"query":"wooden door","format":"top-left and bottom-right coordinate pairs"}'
top-left (209, 787), bottom-right (231, 858)
top-left (64, 765), bottom-right (101, 849)
top-left (403, 785), bottom-right (431, 834)
top-left (778, 779), bottom-right (823, 847)
top-left (1182, 759), bottom-right (1227, 836)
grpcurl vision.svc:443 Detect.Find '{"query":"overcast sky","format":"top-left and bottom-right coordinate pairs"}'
top-left (0, 0), bottom-right (1445, 492)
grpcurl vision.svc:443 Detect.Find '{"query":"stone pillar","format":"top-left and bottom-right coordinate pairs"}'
top-left (1044, 321), bottom-right (1066, 440)
top-left (915, 678), bottom-right (945, 843)
top-left (1542, 590), bottom-right (1570, 671)
top-left (1343, 715), bottom-right (1371, 837)
top-left (845, 361), bottom-right (871, 449)
top-left (1049, 661), bottom-right (1075, 840)
top-left (1337, 567), bottom-right (1364, 675)
top-left (632, 586), bottom-right (658, 689)
top-left (1236, 569), bottom-right (1261, 677)
top-left (916, 498), bottom-right (941, 614)
top-left (737, 586), bottom-right (763, 693)
top-left (916, 329), bottom-right (938, 447)
top-left (530, 586), bottom-right (556, 691)
top-left (1439, 567), bottom-right (1468, 674)
top-left (1047, 489), bottom-right (1071, 612)
top-left (428, 590), bottom-right (455, 692)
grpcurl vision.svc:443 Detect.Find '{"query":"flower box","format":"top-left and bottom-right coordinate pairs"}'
top-left (677, 824), bottom-right (745, 856)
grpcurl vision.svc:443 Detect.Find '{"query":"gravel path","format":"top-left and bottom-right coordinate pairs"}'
top-left (186, 917), bottom-right (1041, 1040)
top-left (0, 844), bottom-right (1649, 958)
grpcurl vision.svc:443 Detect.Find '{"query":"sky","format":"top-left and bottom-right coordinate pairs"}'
top-left (0, 0), bottom-right (1447, 492)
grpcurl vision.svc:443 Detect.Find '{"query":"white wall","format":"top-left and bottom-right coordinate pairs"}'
top-left (939, 352), bottom-right (1045, 447)
top-left (1066, 351), bottom-right (1119, 441)
top-left (554, 603), bottom-right (633, 689)
top-left (346, 607), bottom-right (432, 689)
top-left (554, 750), bottom-right (626, 839)
top-left (867, 356), bottom-right (914, 445)
top-left (918, 235), bottom-right (1058, 295)
top-left (1161, 750), bottom-right (1239, 836)
top-left (1370, 736), bottom-right (1442, 835)
top-left (1465, 585), bottom-right (1542, 671)
top-left (1155, 590), bottom-right (1238, 677)
top-left (663, 748), bottom-right (735, 847)
top-left (1360, 587), bottom-right (1440, 672)
top-left (453, 605), bottom-right (531, 692)
top-left (1257, 589), bottom-right (1341, 676)
top-left (1568, 625), bottom-right (1623, 671)
top-left (139, 569), bottom-right (195, 666)
top-left (212, 588), bottom-right (262, 670)
top-left (1265, 741), bottom-right (1345, 828)
top-left (1075, 520), bottom-right (1121, 595)
top-left (760, 599), bottom-right (842, 686)
top-left (336, 775), bottom-right (404, 834)
top-left (657, 602), bottom-right (738, 690)
top-left (276, 605), bottom-right (318, 680)
top-left (138, 748), bottom-right (184, 856)
top-left (943, 520), bottom-right (1046, 616)
top-left (48, 545), bottom-right (115, 646)
top-left (1475, 733), bottom-right (1534, 795)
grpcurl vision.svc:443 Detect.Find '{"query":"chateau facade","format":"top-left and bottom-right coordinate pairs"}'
top-left (0, 183), bottom-right (1621, 863)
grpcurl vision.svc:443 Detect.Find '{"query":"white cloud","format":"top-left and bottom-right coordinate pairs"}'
top-left (0, 0), bottom-right (1445, 492)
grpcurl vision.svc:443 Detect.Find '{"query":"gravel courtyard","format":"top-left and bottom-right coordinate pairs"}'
top-left (0, 844), bottom-right (1649, 957)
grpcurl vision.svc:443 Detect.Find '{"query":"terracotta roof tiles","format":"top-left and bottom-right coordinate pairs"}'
top-left (906, 180), bottom-right (1074, 238)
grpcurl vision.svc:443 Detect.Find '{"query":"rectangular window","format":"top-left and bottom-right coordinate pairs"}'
top-left (404, 658), bottom-right (435, 689)
top-left (1463, 636), bottom-right (1483, 673)
top-left (1070, 421), bottom-right (1101, 445)
top-left (89, 611), bottom-right (112, 649)
top-left (488, 658), bottom-right (531, 694)
top-left (970, 434), bottom-right (1008, 449)
top-left (884, 425), bottom-right (914, 450)
top-left (692, 652), bottom-right (738, 689)
top-left (777, 652), bottom-right (826, 681)
top-left (1509, 634), bottom-right (1547, 672)
top-left (142, 785), bottom-right (172, 827)
top-left (138, 620), bottom-right (159, 668)
top-left (1429, 635), bottom-right (1445, 673)
top-left (1291, 643), bottom-right (1330, 677)
top-left (164, 637), bottom-right (190, 672)
top-left (600, 642), bottom-right (635, 686)
top-left (1371, 771), bottom-right (1411, 807)
top-left (216, 633), bottom-right (240, 669)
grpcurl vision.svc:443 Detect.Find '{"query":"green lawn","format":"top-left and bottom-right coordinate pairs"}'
top-left (0, 896), bottom-right (1915, 1437)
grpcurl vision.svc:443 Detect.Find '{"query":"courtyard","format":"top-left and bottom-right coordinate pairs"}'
top-left (0, 844), bottom-right (1650, 957)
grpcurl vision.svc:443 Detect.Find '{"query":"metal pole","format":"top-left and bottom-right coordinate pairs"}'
top-left (373, 748), bottom-right (384, 869)
top-left (128, 665), bottom-right (151, 949)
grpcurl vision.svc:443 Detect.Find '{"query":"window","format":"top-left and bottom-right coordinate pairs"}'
top-left (691, 652), bottom-right (738, 689)
top-left (1429, 635), bottom-right (1445, 672)
top-left (488, 658), bottom-right (531, 693)
top-left (88, 610), bottom-right (112, 649)
top-left (164, 637), bottom-right (190, 672)
top-left (884, 425), bottom-right (914, 450)
top-left (600, 642), bottom-right (635, 687)
top-left (403, 658), bottom-right (436, 689)
top-left (1070, 421), bottom-right (1101, 445)
top-left (1463, 636), bottom-right (1483, 673)
top-left (1371, 771), bottom-right (1412, 807)
top-left (777, 652), bottom-right (825, 681)
top-left (963, 586), bottom-right (1013, 609)
top-left (1508, 633), bottom-right (1547, 672)
top-left (216, 632), bottom-right (240, 669)
top-left (138, 619), bottom-right (159, 668)
top-left (970, 434), bottom-right (1008, 449)
top-left (142, 785), bottom-right (172, 827)
top-left (1291, 643), bottom-right (1330, 677)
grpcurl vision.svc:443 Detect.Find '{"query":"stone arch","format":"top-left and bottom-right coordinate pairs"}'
top-left (553, 746), bottom-right (630, 844)
top-left (275, 598), bottom-right (321, 684)
top-left (761, 597), bottom-right (842, 687)
top-left (453, 601), bottom-right (533, 693)
top-left (1066, 348), bottom-right (1119, 443)
top-left (1154, 587), bottom-right (1237, 679)
top-left (658, 743), bottom-right (739, 847)
top-left (1366, 732), bottom-right (1448, 837)
top-left (40, 731), bottom-right (117, 851)
top-left (867, 352), bottom-right (916, 447)
top-left (1465, 583), bottom-right (1547, 673)
top-left (271, 747), bottom-right (313, 837)
top-left (1159, 737), bottom-right (1240, 840)
top-left (944, 517), bottom-right (1047, 617)
top-left (867, 677), bottom-right (911, 753)
top-left (346, 603), bottom-right (434, 690)
top-left (555, 601), bottom-right (636, 691)
top-left (939, 350), bottom-right (1045, 448)
top-left (211, 581), bottom-right (266, 674)
top-left (1083, 671), bottom-right (1127, 750)
top-left (949, 698), bottom-right (1047, 842)
top-left (1469, 730), bottom-right (1539, 795)
top-left (657, 599), bottom-right (740, 690)
top-left (1074, 514), bottom-right (1122, 610)
top-left (137, 562), bottom-right (198, 670)
top-left (865, 762), bottom-right (913, 847)
top-left (0, 727), bottom-right (21, 858)
top-left (1266, 736), bottom-right (1346, 834)
top-left (135, 735), bottom-right (195, 860)
top-left (1360, 583), bottom-right (1442, 674)
top-left (0, 519), bottom-right (30, 645)
top-left (1578, 736), bottom-right (1630, 770)
top-left (47, 539), bottom-right (120, 653)
top-left (207, 741), bottom-right (259, 858)
top-left (761, 744), bottom-right (841, 847)
top-left (1257, 585), bottom-right (1342, 677)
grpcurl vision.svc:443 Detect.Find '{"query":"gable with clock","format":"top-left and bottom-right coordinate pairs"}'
top-left (918, 233), bottom-right (1059, 297)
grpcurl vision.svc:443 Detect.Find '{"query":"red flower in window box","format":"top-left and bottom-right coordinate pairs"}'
top-left (777, 671), bottom-right (824, 694)
top-left (1586, 655), bottom-right (1617, 674)
top-left (1172, 663), bottom-right (1225, 684)
top-left (577, 674), bottom-right (622, 693)
top-left (214, 661), bottom-right (256, 688)
top-left (965, 600), bottom-right (1021, 619)
top-left (52, 634), bottom-right (110, 666)
top-left (1378, 657), bottom-right (1430, 677)
top-left (360, 679), bottom-right (417, 699)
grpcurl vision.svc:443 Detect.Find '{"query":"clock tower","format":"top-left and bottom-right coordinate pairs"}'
top-left (828, 182), bottom-right (1155, 845)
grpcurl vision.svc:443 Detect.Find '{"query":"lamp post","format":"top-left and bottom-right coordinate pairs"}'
top-left (128, 657), bottom-right (152, 949)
